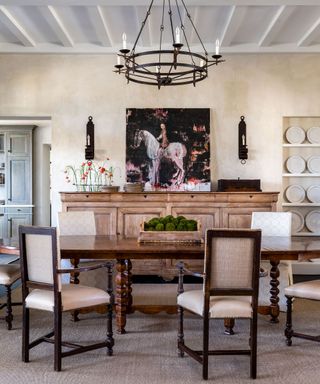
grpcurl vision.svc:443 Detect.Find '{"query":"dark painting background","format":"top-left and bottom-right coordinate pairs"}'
top-left (126, 108), bottom-right (210, 191)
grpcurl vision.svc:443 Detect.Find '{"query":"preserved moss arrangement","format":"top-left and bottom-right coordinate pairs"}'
top-left (144, 215), bottom-right (198, 232)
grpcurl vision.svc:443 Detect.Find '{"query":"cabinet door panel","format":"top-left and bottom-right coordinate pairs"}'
top-left (222, 207), bottom-right (271, 228)
top-left (7, 157), bottom-right (30, 205)
top-left (171, 207), bottom-right (220, 235)
top-left (7, 214), bottom-right (32, 240)
top-left (7, 133), bottom-right (30, 156)
top-left (118, 207), bottom-right (167, 238)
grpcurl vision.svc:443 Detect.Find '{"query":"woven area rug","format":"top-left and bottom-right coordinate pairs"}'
top-left (1, 296), bottom-right (320, 384)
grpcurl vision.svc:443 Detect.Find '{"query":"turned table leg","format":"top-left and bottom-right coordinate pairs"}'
top-left (115, 259), bottom-right (128, 334)
top-left (269, 259), bottom-right (280, 323)
top-left (125, 259), bottom-right (133, 314)
top-left (70, 258), bottom-right (80, 322)
top-left (224, 318), bottom-right (235, 335)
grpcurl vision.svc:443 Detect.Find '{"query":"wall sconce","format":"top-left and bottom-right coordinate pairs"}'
top-left (85, 116), bottom-right (94, 160)
top-left (238, 116), bottom-right (248, 164)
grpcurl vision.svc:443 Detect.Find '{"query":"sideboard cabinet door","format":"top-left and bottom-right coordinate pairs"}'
top-left (221, 207), bottom-right (272, 228)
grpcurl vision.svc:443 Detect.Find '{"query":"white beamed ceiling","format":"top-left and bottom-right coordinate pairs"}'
top-left (0, 1), bottom-right (320, 53)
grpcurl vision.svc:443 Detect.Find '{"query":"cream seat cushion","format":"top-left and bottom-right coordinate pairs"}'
top-left (25, 284), bottom-right (110, 312)
top-left (285, 280), bottom-right (320, 300)
top-left (0, 265), bottom-right (20, 285)
top-left (178, 290), bottom-right (252, 319)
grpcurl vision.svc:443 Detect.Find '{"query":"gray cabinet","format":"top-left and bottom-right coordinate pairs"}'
top-left (5, 208), bottom-right (32, 240)
top-left (0, 127), bottom-right (33, 241)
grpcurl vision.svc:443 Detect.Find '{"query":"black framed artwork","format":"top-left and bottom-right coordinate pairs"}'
top-left (126, 108), bottom-right (210, 191)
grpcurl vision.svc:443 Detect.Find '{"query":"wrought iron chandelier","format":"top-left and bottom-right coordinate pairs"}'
top-left (114, 0), bottom-right (224, 88)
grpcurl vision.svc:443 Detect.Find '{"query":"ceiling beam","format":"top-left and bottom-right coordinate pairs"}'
top-left (41, 5), bottom-right (74, 47)
top-left (298, 16), bottom-right (320, 47)
top-left (1, 1), bottom-right (320, 6)
top-left (220, 6), bottom-right (247, 47)
top-left (259, 5), bottom-right (296, 46)
top-left (88, 6), bottom-right (112, 47)
top-left (0, 6), bottom-right (35, 47)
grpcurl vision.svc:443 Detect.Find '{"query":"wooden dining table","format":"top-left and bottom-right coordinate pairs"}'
top-left (59, 234), bottom-right (320, 334)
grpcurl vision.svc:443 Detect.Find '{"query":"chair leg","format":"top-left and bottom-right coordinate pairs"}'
top-left (177, 305), bottom-right (184, 357)
top-left (5, 285), bottom-right (13, 330)
top-left (107, 304), bottom-right (114, 356)
top-left (202, 316), bottom-right (209, 380)
top-left (54, 310), bottom-right (62, 372)
top-left (250, 317), bottom-right (257, 379)
top-left (285, 296), bottom-right (293, 346)
top-left (22, 306), bottom-right (30, 363)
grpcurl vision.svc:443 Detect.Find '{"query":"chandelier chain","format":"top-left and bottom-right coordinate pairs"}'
top-left (181, 0), bottom-right (208, 56)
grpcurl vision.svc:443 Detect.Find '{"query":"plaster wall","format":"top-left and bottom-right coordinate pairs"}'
top-left (0, 53), bottom-right (319, 224)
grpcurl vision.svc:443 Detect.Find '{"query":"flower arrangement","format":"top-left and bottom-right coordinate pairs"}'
top-left (64, 159), bottom-right (116, 192)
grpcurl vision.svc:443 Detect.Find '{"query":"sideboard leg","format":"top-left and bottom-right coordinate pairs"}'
top-left (269, 259), bottom-right (280, 323)
top-left (116, 258), bottom-right (127, 334)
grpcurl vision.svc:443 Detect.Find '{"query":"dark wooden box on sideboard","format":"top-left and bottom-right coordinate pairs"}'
top-left (217, 179), bottom-right (261, 192)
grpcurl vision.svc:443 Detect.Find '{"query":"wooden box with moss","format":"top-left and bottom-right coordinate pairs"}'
top-left (138, 215), bottom-right (203, 243)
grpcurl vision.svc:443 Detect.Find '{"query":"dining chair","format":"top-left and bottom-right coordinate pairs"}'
top-left (19, 225), bottom-right (114, 372)
top-left (177, 228), bottom-right (261, 380)
top-left (284, 280), bottom-right (320, 346)
top-left (251, 211), bottom-right (292, 311)
top-left (0, 245), bottom-right (21, 330)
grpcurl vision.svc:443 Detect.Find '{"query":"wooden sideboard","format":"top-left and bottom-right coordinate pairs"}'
top-left (60, 191), bottom-right (279, 277)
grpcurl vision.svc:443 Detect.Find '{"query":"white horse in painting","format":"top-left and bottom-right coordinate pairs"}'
top-left (133, 129), bottom-right (187, 186)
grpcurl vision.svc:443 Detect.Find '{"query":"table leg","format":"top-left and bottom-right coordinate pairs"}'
top-left (125, 259), bottom-right (133, 314)
top-left (269, 259), bottom-right (280, 323)
top-left (224, 318), bottom-right (235, 335)
top-left (115, 259), bottom-right (128, 334)
top-left (70, 258), bottom-right (80, 322)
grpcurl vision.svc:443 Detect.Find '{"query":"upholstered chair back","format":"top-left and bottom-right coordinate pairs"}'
top-left (58, 211), bottom-right (96, 236)
top-left (19, 226), bottom-right (61, 291)
top-left (205, 229), bottom-right (261, 293)
top-left (251, 212), bottom-right (292, 237)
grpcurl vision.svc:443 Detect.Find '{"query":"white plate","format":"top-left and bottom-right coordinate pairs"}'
top-left (307, 155), bottom-right (320, 173)
top-left (307, 126), bottom-right (320, 144)
top-left (306, 185), bottom-right (320, 203)
top-left (285, 185), bottom-right (305, 203)
top-left (305, 210), bottom-right (320, 232)
top-left (285, 126), bottom-right (305, 144)
top-left (285, 155), bottom-right (305, 174)
top-left (290, 210), bottom-right (304, 233)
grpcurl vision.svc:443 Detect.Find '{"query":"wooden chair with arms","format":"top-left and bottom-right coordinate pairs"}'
top-left (19, 225), bottom-right (114, 372)
top-left (0, 245), bottom-right (20, 330)
top-left (285, 280), bottom-right (320, 345)
top-left (177, 229), bottom-right (261, 380)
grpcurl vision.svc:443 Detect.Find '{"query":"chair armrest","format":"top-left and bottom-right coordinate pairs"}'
top-left (259, 268), bottom-right (268, 278)
top-left (176, 261), bottom-right (204, 279)
top-left (176, 261), bottom-right (204, 296)
top-left (57, 261), bottom-right (113, 274)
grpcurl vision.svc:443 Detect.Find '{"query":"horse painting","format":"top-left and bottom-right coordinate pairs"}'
top-left (132, 129), bottom-right (187, 186)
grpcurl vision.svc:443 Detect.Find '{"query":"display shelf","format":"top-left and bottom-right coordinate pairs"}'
top-left (283, 144), bottom-right (320, 147)
top-left (283, 116), bottom-right (320, 238)
top-left (282, 173), bottom-right (320, 177)
top-left (282, 203), bottom-right (320, 206)
top-left (292, 232), bottom-right (320, 237)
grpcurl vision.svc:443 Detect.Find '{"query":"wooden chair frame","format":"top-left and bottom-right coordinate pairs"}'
top-left (177, 229), bottom-right (261, 380)
top-left (19, 225), bottom-right (114, 372)
top-left (0, 245), bottom-right (21, 330)
top-left (285, 295), bottom-right (320, 345)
